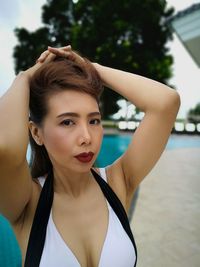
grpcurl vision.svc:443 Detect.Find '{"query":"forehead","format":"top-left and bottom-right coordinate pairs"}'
top-left (46, 90), bottom-right (99, 116)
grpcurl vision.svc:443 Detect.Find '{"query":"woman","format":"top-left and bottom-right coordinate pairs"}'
top-left (0, 45), bottom-right (180, 267)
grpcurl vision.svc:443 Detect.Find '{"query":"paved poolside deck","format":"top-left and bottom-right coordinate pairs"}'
top-left (130, 147), bottom-right (200, 267)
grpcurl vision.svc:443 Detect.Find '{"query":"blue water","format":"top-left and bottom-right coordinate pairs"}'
top-left (1, 133), bottom-right (200, 266)
top-left (0, 215), bottom-right (21, 267)
top-left (97, 134), bottom-right (200, 166)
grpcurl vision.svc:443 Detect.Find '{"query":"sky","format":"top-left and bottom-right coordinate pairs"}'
top-left (0, 0), bottom-right (200, 119)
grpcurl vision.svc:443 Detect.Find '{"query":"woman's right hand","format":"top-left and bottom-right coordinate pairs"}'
top-left (23, 49), bottom-right (56, 80)
top-left (22, 44), bottom-right (76, 80)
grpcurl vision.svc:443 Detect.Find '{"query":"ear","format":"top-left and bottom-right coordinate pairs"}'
top-left (29, 121), bottom-right (43, 146)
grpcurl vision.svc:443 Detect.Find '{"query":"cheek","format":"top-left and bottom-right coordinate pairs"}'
top-left (43, 128), bottom-right (73, 154)
top-left (94, 127), bottom-right (103, 148)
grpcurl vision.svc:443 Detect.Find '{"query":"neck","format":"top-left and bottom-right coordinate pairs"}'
top-left (52, 166), bottom-right (94, 198)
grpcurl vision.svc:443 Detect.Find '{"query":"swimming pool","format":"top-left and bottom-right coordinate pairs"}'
top-left (97, 134), bottom-right (200, 166)
top-left (0, 215), bottom-right (21, 267)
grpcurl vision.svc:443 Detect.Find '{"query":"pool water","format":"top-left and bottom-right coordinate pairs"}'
top-left (0, 215), bottom-right (21, 267)
top-left (97, 134), bottom-right (200, 166)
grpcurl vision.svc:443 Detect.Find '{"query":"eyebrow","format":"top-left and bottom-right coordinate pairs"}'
top-left (56, 112), bottom-right (101, 118)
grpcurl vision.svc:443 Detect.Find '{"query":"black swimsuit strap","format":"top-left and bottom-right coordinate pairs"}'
top-left (91, 169), bottom-right (137, 267)
top-left (24, 169), bottom-right (54, 267)
top-left (24, 168), bottom-right (137, 267)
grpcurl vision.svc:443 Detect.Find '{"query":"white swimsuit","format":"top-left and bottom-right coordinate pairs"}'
top-left (37, 168), bottom-right (136, 267)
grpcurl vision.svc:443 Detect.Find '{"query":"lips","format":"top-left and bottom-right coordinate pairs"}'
top-left (75, 152), bottom-right (94, 163)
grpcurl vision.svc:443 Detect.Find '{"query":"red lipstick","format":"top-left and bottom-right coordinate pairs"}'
top-left (75, 152), bottom-right (94, 163)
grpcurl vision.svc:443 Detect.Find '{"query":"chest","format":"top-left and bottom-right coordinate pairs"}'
top-left (14, 170), bottom-right (132, 267)
top-left (42, 193), bottom-right (136, 267)
top-left (50, 190), bottom-right (109, 267)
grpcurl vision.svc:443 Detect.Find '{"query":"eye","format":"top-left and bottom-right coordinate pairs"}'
top-left (90, 118), bottom-right (101, 125)
top-left (61, 119), bottom-right (74, 126)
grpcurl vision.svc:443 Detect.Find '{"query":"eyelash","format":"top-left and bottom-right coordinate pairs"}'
top-left (90, 119), bottom-right (101, 125)
top-left (60, 119), bottom-right (101, 126)
top-left (61, 119), bottom-right (74, 126)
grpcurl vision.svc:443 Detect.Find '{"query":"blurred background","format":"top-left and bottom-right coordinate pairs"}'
top-left (0, 0), bottom-right (200, 266)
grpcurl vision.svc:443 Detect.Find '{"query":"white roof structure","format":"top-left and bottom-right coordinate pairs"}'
top-left (171, 3), bottom-right (200, 67)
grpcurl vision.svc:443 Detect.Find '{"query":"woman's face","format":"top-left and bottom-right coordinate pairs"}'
top-left (39, 90), bottom-right (103, 173)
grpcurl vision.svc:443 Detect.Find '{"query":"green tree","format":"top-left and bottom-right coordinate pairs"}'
top-left (188, 103), bottom-right (200, 116)
top-left (187, 103), bottom-right (200, 123)
top-left (13, 0), bottom-right (174, 119)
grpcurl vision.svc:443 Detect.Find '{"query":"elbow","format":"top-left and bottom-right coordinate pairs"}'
top-left (168, 90), bottom-right (181, 112)
top-left (160, 90), bottom-right (181, 114)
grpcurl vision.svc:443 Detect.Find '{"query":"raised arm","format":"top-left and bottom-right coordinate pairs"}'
top-left (0, 50), bottom-right (56, 223)
top-left (0, 70), bottom-right (33, 222)
top-left (93, 63), bottom-right (180, 194)
top-left (0, 73), bottom-right (30, 158)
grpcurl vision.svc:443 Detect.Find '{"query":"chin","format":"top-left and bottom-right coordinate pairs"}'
top-left (72, 167), bottom-right (92, 175)
top-left (70, 162), bottom-right (94, 173)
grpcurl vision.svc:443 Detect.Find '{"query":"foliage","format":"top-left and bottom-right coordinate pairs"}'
top-left (187, 103), bottom-right (200, 123)
top-left (188, 103), bottom-right (200, 116)
top-left (13, 0), bottom-right (174, 119)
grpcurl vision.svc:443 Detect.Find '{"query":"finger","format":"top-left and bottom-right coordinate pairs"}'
top-left (70, 50), bottom-right (84, 63)
top-left (48, 45), bottom-right (71, 51)
top-left (36, 51), bottom-right (56, 65)
top-left (48, 46), bottom-right (72, 55)
top-left (48, 47), bottom-right (71, 58)
top-left (47, 46), bottom-right (61, 54)
top-left (63, 45), bottom-right (72, 51)
top-left (44, 52), bottom-right (57, 63)
top-left (37, 50), bottom-right (50, 62)
top-left (47, 47), bottom-right (64, 57)
top-left (38, 50), bottom-right (50, 60)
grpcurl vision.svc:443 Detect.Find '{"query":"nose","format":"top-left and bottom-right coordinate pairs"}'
top-left (78, 124), bottom-right (91, 146)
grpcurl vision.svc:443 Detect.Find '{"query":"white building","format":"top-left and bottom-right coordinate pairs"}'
top-left (171, 3), bottom-right (200, 67)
